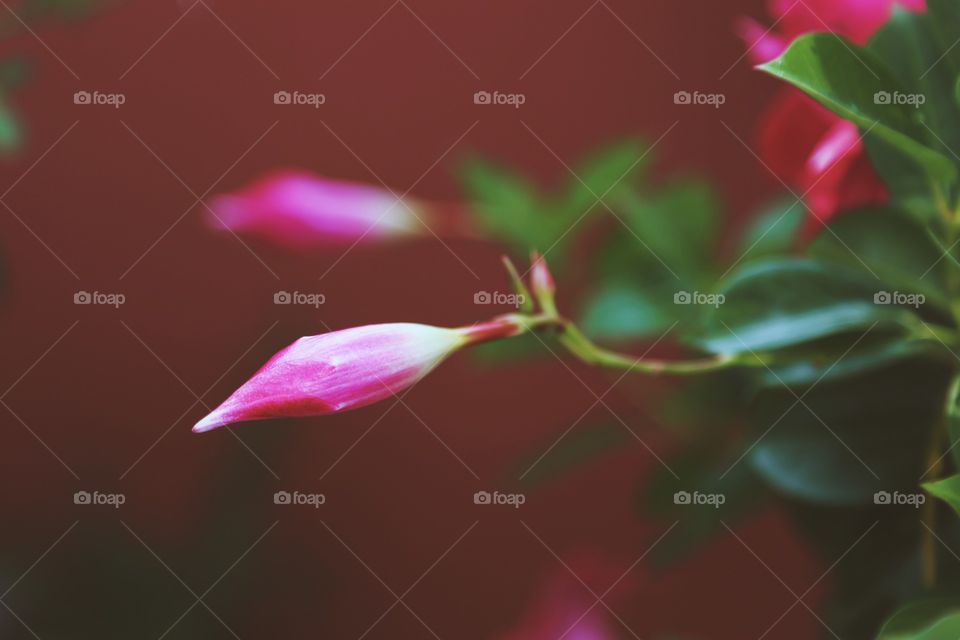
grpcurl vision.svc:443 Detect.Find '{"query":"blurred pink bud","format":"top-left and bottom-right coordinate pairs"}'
top-left (739, 0), bottom-right (926, 65)
top-left (206, 170), bottom-right (462, 249)
top-left (529, 252), bottom-right (555, 299)
top-left (193, 318), bottom-right (524, 433)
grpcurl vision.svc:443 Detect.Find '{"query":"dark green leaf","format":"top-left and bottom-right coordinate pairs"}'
top-left (616, 178), bottom-right (721, 280)
top-left (924, 474), bottom-right (960, 516)
top-left (698, 259), bottom-right (920, 355)
top-left (749, 356), bottom-right (953, 504)
top-left (760, 34), bottom-right (956, 182)
top-left (808, 207), bottom-right (951, 309)
top-left (563, 138), bottom-right (649, 216)
top-left (736, 197), bottom-right (804, 262)
top-left (879, 598), bottom-right (960, 639)
top-left (579, 282), bottom-right (679, 342)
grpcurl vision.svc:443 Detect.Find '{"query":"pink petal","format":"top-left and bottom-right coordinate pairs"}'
top-left (769, 0), bottom-right (895, 44)
top-left (806, 120), bottom-right (861, 179)
top-left (193, 317), bottom-right (526, 432)
top-left (735, 17), bottom-right (788, 64)
top-left (757, 90), bottom-right (836, 187)
top-left (193, 323), bottom-right (467, 432)
top-left (206, 170), bottom-right (422, 249)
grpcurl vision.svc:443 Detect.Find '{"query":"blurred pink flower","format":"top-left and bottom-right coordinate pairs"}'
top-left (193, 318), bottom-right (524, 433)
top-left (738, 0), bottom-right (919, 225)
top-left (757, 90), bottom-right (889, 227)
top-left (206, 170), bottom-right (465, 249)
top-left (737, 0), bottom-right (925, 65)
top-left (496, 553), bottom-right (637, 640)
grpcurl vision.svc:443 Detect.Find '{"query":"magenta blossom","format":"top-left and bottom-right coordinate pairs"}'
top-left (738, 0), bottom-right (923, 227)
top-left (206, 170), bottom-right (465, 249)
top-left (193, 318), bottom-right (525, 433)
top-left (737, 0), bottom-right (925, 65)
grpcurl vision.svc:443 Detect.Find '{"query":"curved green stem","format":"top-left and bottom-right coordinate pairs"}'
top-left (507, 313), bottom-right (768, 375)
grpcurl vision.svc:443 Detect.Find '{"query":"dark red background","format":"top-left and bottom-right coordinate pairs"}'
top-left (0, 0), bottom-right (823, 637)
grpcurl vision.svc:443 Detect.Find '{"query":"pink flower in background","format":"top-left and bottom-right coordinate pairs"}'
top-left (737, 0), bottom-right (926, 65)
top-left (739, 0), bottom-right (923, 226)
top-left (496, 554), bottom-right (637, 640)
top-left (756, 90), bottom-right (889, 225)
top-left (193, 318), bottom-right (525, 433)
top-left (206, 170), bottom-right (464, 249)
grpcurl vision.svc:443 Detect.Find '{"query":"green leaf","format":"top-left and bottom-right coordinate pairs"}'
top-left (736, 198), bottom-right (805, 262)
top-left (949, 414), bottom-right (960, 470)
top-left (879, 598), bottom-right (960, 639)
top-left (697, 259), bottom-right (920, 355)
top-left (866, 7), bottom-right (960, 212)
top-left (563, 138), bottom-right (649, 216)
top-left (750, 356), bottom-right (954, 505)
top-left (808, 207), bottom-right (951, 309)
top-left (460, 157), bottom-right (544, 251)
top-left (617, 178), bottom-right (721, 280)
top-left (0, 93), bottom-right (22, 154)
top-left (760, 34), bottom-right (957, 182)
top-left (924, 475), bottom-right (960, 516)
top-left (579, 282), bottom-right (678, 342)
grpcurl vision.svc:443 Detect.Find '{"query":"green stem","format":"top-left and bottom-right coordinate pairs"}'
top-left (510, 314), bottom-right (767, 375)
top-left (922, 375), bottom-right (960, 589)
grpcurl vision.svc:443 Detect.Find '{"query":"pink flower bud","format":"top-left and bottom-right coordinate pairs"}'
top-left (206, 170), bottom-right (426, 249)
top-left (193, 318), bottom-right (524, 433)
top-left (529, 252), bottom-right (555, 299)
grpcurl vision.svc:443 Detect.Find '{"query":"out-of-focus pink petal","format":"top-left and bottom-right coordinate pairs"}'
top-left (757, 90), bottom-right (836, 186)
top-left (193, 318), bottom-right (525, 433)
top-left (735, 16), bottom-right (789, 64)
top-left (756, 90), bottom-right (888, 230)
top-left (768, 0), bottom-right (900, 44)
top-left (206, 170), bottom-right (422, 249)
top-left (496, 553), bottom-right (639, 640)
top-left (806, 120), bottom-right (861, 180)
top-left (744, 0), bottom-right (925, 64)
